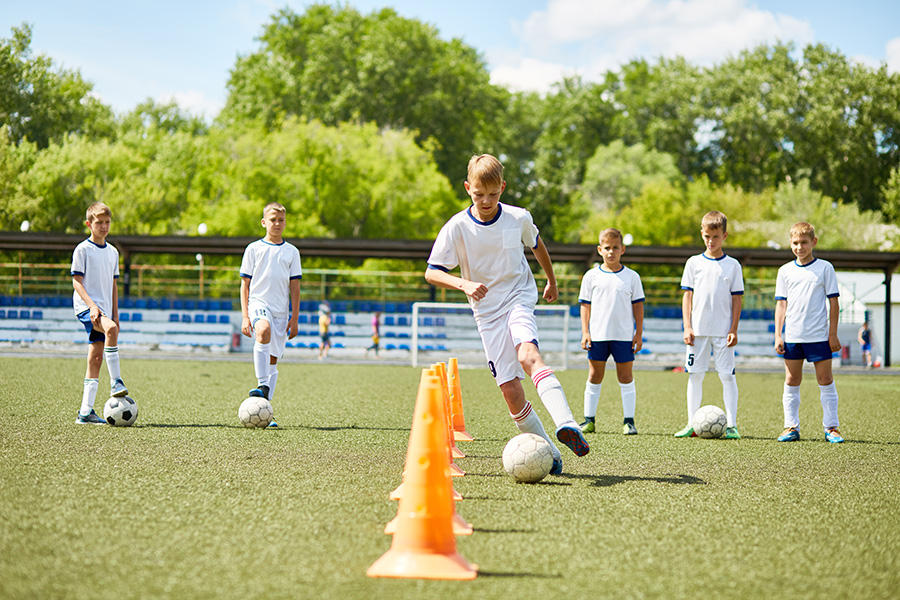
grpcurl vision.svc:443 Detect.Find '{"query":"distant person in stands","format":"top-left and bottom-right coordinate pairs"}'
top-left (677, 210), bottom-right (744, 439)
top-left (425, 154), bottom-right (589, 475)
top-left (318, 303), bottom-right (332, 360)
top-left (858, 321), bottom-right (873, 367)
top-left (774, 221), bottom-right (843, 443)
top-left (366, 311), bottom-right (381, 357)
top-left (578, 228), bottom-right (645, 436)
top-left (239, 202), bottom-right (301, 427)
top-left (71, 201), bottom-right (129, 424)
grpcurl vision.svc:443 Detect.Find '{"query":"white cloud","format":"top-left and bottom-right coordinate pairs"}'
top-left (158, 91), bottom-right (223, 120)
top-left (490, 57), bottom-right (581, 93)
top-left (497, 0), bottom-right (815, 92)
top-left (887, 37), bottom-right (900, 74)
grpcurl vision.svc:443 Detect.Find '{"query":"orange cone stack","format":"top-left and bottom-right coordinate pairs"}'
top-left (435, 362), bottom-right (466, 460)
top-left (447, 358), bottom-right (474, 442)
top-left (367, 369), bottom-right (477, 580)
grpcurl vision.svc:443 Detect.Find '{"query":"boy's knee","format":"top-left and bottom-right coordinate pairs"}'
top-left (106, 322), bottom-right (119, 338)
top-left (717, 372), bottom-right (735, 383)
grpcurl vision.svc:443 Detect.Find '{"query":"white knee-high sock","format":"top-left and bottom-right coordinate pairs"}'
top-left (819, 382), bottom-right (839, 431)
top-left (531, 367), bottom-right (576, 428)
top-left (687, 372), bottom-right (705, 423)
top-left (510, 401), bottom-right (560, 460)
top-left (718, 372), bottom-right (738, 427)
top-left (267, 366), bottom-right (279, 401)
top-left (81, 378), bottom-right (99, 415)
top-left (619, 381), bottom-right (636, 420)
top-left (104, 346), bottom-right (121, 383)
top-left (783, 384), bottom-right (801, 429)
top-left (583, 381), bottom-right (602, 419)
top-left (253, 342), bottom-right (270, 386)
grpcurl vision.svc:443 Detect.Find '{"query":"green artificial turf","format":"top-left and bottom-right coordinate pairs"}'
top-left (1, 357), bottom-right (898, 599)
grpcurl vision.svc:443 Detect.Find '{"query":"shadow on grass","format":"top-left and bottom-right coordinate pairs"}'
top-left (295, 424), bottom-right (409, 432)
top-left (475, 528), bottom-right (536, 534)
top-left (560, 473), bottom-right (706, 487)
top-left (478, 571), bottom-right (562, 579)
top-left (141, 423), bottom-right (243, 428)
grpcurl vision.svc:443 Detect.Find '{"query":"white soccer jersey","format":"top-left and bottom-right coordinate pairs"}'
top-left (775, 257), bottom-right (840, 343)
top-left (681, 253), bottom-right (744, 337)
top-left (71, 239), bottom-right (119, 316)
top-left (240, 239), bottom-right (302, 319)
top-left (578, 265), bottom-right (644, 341)
top-left (427, 204), bottom-right (539, 323)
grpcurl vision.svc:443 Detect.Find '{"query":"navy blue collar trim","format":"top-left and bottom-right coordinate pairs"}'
top-left (599, 265), bottom-right (625, 273)
top-left (260, 238), bottom-right (285, 246)
top-left (467, 204), bottom-right (503, 226)
top-left (795, 257), bottom-right (817, 267)
top-left (702, 252), bottom-right (727, 261)
top-left (87, 239), bottom-right (107, 248)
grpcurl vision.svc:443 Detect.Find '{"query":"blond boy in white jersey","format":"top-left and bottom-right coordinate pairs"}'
top-left (71, 202), bottom-right (128, 424)
top-left (677, 211), bottom-right (744, 439)
top-left (774, 221), bottom-right (843, 443)
top-left (426, 154), bottom-right (589, 475)
top-left (240, 203), bottom-right (302, 426)
top-left (578, 228), bottom-right (645, 435)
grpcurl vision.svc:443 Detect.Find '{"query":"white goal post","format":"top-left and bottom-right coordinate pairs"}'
top-left (411, 302), bottom-right (573, 370)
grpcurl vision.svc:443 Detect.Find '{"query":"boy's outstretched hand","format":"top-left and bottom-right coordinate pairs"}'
top-left (461, 280), bottom-right (488, 301)
top-left (543, 282), bottom-right (558, 303)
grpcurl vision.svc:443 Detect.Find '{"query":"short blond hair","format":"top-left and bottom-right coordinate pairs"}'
top-left (701, 210), bottom-right (727, 233)
top-left (467, 154), bottom-right (504, 187)
top-left (790, 221), bottom-right (816, 241)
top-left (263, 202), bottom-right (286, 217)
top-left (599, 228), bottom-right (623, 245)
top-left (86, 202), bottom-right (111, 223)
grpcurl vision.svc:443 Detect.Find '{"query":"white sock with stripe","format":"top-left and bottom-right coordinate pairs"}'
top-left (583, 381), bottom-right (602, 419)
top-left (81, 378), bottom-right (99, 415)
top-left (104, 346), bottom-right (121, 384)
top-left (531, 367), bottom-right (576, 429)
top-left (510, 401), bottom-right (560, 461)
top-left (253, 342), bottom-right (270, 387)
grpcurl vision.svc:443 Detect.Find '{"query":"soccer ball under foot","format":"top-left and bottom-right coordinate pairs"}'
top-left (239, 396), bottom-right (274, 428)
top-left (692, 405), bottom-right (727, 439)
top-left (502, 433), bottom-right (554, 483)
top-left (104, 396), bottom-right (138, 427)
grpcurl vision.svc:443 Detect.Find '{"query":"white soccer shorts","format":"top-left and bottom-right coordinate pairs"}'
top-left (477, 304), bottom-right (540, 386)
top-left (685, 335), bottom-right (735, 374)
top-left (248, 300), bottom-right (288, 359)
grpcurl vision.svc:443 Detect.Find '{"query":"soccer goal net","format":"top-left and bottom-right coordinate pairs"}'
top-left (410, 302), bottom-right (575, 370)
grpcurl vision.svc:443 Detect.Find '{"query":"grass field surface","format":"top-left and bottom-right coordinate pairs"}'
top-left (1, 357), bottom-right (898, 599)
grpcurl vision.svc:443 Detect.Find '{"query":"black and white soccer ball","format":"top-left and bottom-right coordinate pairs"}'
top-left (239, 396), bottom-right (274, 428)
top-left (502, 433), bottom-right (554, 483)
top-left (104, 396), bottom-right (138, 427)
top-left (692, 405), bottom-right (727, 438)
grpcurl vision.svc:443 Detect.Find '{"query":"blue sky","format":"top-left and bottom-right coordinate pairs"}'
top-left (4, 0), bottom-right (899, 117)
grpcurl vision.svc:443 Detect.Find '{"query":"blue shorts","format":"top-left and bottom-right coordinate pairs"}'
top-left (783, 341), bottom-right (832, 363)
top-left (77, 310), bottom-right (105, 343)
top-left (861, 343), bottom-right (872, 353)
top-left (587, 340), bottom-right (634, 363)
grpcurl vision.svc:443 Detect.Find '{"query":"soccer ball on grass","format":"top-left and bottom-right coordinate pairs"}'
top-left (104, 396), bottom-right (138, 427)
top-left (692, 405), bottom-right (727, 439)
top-left (502, 433), bottom-right (554, 483)
top-left (239, 396), bottom-right (274, 428)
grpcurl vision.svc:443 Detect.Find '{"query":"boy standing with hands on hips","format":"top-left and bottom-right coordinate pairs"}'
top-left (426, 154), bottom-right (589, 475)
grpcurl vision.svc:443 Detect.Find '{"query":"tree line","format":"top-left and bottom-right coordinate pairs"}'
top-left (2, 4), bottom-right (899, 256)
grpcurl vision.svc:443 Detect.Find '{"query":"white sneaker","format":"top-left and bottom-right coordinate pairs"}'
top-left (110, 379), bottom-right (128, 397)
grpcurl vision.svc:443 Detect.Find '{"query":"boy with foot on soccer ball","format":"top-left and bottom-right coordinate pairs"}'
top-left (676, 211), bottom-right (744, 440)
top-left (774, 222), bottom-right (843, 443)
top-left (240, 202), bottom-right (302, 427)
top-left (425, 154), bottom-right (589, 475)
top-left (71, 202), bottom-right (129, 424)
top-left (578, 228), bottom-right (645, 435)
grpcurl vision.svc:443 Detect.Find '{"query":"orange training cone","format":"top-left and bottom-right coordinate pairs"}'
top-left (448, 358), bottom-right (474, 442)
top-left (367, 370), bottom-right (477, 579)
top-left (435, 362), bottom-right (466, 459)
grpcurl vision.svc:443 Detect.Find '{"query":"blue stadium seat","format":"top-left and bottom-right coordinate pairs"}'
top-left (334, 342), bottom-right (344, 348)
top-left (768, 323), bottom-right (776, 333)
top-left (194, 314), bottom-right (205, 323)
top-left (386, 344), bottom-right (397, 350)
top-left (385, 331), bottom-right (396, 338)
top-left (181, 314), bottom-right (192, 323)
top-left (206, 315), bottom-right (217, 323)
top-left (398, 333), bottom-right (410, 339)
top-left (385, 303), bottom-right (397, 314)
top-left (397, 317), bottom-right (409, 326)
top-left (184, 300), bottom-right (196, 310)
top-left (32, 310), bottom-right (42, 320)
top-left (169, 313), bottom-right (180, 322)
top-left (11, 297), bottom-right (23, 306)
top-left (299, 315), bottom-right (308, 324)
top-left (0, 297), bottom-right (9, 306)
top-left (334, 315), bottom-right (346, 325)
top-left (218, 315), bottom-right (229, 324)
top-left (423, 317), bottom-right (434, 326)
top-left (0, 309), bottom-right (5, 318)
top-left (295, 342), bottom-right (307, 348)
top-left (399, 344), bottom-right (410, 351)
top-left (135, 299), bottom-right (148, 309)
top-left (120, 313), bottom-right (130, 321)
top-left (173, 300), bottom-right (185, 310)
top-left (763, 309), bottom-right (775, 321)
top-left (132, 313), bottom-right (142, 322)
top-left (198, 300), bottom-right (210, 311)
top-left (311, 315), bottom-right (319, 324)
top-left (20, 310), bottom-right (30, 319)
top-left (159, 298), bottom-right (172, 310)
top-left (384, 316), bottom-right (395, 326)
top-left (435, 317), bottom-right (445, 327)
top-left (24, 297), bottom-right (36, 307)
top-left (49, 297), bottom-right (62, 307)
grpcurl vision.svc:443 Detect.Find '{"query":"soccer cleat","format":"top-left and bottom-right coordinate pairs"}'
top-left (267, 420), bottom-right (278, 428)
top-left (622, 422), bottom-right (638, 435)
top-left (674, 425), bottom-right (697, 438)
top-left (725, 427), bottom-right (741, 439)
top-left (75, 409), bottom-right (106, 425)
top-left (550, 456), bottom-right (563, 475)
top-left (556, 424), bottom-right (590, 457)
top-left (777, 428), bottom-right (800, 442)
top-left (580, 420), bottom-right (595, 433)
top-left (248, 384), bottom-right (270, 399)
top-left (110, 379), bottom-right (128, 397)
top-left (825, 428), bottom-right (844, 443)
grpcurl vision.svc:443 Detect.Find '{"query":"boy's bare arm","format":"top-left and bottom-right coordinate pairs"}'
top-left (240, 278), bottom-right (252, 337)
top-left (580, 303), bottom-right (591, 350)
top-left (632, 301), bottom-right (644, 352)
top-left (72, 275), bottom-right (101, 321)
top-left (774, 299), bottom-right (787, 354)
top-left (530, 238), bottom-right (558, 302)
top-left (682, 290), bottom-right (694, 345)
top-left (424, 267), bottom-right (488, 301)
top-left (727, 294), bottom-right (742, 347)
top-left (111, 279), bottom-right (119, 323)
top-left (828, 296), bottom-right (841, 352)
top-left (288, 279), bottom-right (300, 339)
